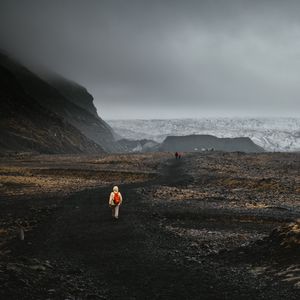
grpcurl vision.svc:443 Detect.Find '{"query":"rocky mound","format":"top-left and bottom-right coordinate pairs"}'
top-left (245, 220), bottom-right (300, 261)
top-left (160, 134), bottom-right (264, 153)
top-left (268, 221), bottom-right (300, 253)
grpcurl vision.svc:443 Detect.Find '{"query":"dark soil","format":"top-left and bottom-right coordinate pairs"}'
top-left (1, 155), bottom-right (300, 299)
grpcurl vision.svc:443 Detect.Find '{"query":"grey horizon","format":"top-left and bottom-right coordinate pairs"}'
top-left (1, 0), bottom-right (300, 119)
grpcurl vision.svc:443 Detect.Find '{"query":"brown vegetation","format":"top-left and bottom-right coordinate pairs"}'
top-left (0, 153), bottom-right (170, 199)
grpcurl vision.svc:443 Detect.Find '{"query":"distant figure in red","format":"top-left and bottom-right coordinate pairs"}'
top-left (109, 186), bottom-right (123, 220)
top-left (175, 152), bottom-right (179, 159)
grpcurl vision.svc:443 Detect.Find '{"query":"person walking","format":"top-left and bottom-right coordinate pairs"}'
top-left (175, 152), bottom-right (179, 159)
top-left (109, 186), bottom-right (123, 219)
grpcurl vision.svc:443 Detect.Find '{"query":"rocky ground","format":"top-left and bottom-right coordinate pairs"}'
top-left (0, 151), bottom-right (299, 299)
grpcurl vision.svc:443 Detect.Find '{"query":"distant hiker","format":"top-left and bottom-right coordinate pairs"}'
top-left (175, 152), bottom-right (179, 159)
top-left (109, 186), bottom-right (123, 219)
top-left (178, 153), bottom-right (182, 159)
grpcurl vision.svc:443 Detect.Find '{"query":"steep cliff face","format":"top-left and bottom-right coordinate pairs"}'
top-left (0, 63), bottom-right (103, 154)
top-left (0, 53), bottom-right (123, 153)
top-left (41, 74), bottom-right (123, 152)
top-left (43, 74), bottom-right (98, 117)
top-left (160, 135), bottom-right (265, 153)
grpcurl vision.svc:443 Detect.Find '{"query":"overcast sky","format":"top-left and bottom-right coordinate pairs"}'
top-left (1, 0), bottom-right (300, 119)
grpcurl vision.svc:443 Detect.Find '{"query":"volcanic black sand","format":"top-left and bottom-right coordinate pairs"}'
top-left (0, 152), bottom-right (300, 299)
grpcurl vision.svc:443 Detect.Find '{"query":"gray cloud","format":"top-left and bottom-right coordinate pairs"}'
top-left (1, 0), bottom-right (300, 119)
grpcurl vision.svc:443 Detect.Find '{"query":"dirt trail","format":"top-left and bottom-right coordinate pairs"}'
top-left (3, 157), bottom-right (300, 299)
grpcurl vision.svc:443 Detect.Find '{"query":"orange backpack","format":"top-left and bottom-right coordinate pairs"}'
top-left (113, 192), bottom-right (121, 205)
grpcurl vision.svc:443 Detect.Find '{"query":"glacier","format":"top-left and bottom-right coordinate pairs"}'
top-left (107, 118), bottom-right (300, 152)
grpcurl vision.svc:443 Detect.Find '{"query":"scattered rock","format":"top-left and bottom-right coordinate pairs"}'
top-left (29, 265), bottom-right (46, 271)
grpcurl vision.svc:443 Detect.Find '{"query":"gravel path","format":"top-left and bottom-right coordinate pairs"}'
top-left (1, 157), bottom-right (300, 299)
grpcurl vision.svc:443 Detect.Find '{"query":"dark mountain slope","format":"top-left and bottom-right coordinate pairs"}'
top-left (41, 73), bottom-right (98, 117)
top-left (0, 53), bottom-right (123, 152)
top-left (43, 74), bottom-right (123, 152)
top-left (0, 64), bottom-right (103, 154)
top-left (160, 134), bottom-right (264, 153)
